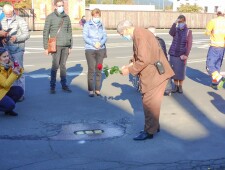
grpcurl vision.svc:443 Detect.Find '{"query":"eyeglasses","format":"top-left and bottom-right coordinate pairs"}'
top-left (57, 5), bottom-right (64, 7)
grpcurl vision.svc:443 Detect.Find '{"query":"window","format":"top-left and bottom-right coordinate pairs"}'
top-left (205, 6), bottom-right (208, 13)
top-left (215, 6), bottom-right (218, 12)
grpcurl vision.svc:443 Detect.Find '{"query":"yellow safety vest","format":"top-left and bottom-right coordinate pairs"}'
top-left (205, 16), bottom-right (225, 47)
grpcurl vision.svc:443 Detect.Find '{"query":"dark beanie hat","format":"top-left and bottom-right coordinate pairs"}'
top-left (0, 47), bottom-right (7, 56)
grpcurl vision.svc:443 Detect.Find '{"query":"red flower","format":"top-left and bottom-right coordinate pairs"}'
top-left (97, 63), bottom-right (103, 70)
top-left (14, 61), bottom-right (19, 68)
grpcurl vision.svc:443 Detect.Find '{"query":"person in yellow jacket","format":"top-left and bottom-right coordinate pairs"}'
top-left (0, 48), bottom-right (23, 116)
top-left (205, 7), bottom-right (225, 89)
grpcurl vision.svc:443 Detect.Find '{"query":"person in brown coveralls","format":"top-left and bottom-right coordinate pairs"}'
top-left (117, 20), bottom-right (174, 140)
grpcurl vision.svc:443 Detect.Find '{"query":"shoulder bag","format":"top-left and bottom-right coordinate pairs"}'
top-left (48, 19), bottom-right (64, 54)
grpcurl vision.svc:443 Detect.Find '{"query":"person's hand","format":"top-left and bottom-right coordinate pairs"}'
top-left (128, 62), bottom-right (133, 67)
top-left (175, 19), bottom-right (180, 24)
top-left (1, 38), bottom-right (7, 44)
top-left (120, 65), bottom-right (129, 76)
top-left (94, 42), bottom-right (101, 49)
top-left (0, 30), bottom-right (8, 37)
top-left (12, 66), bottom-right (20, 75)
top-left (10, 35), bottom-right (17, 42)
top-left (45, 50), bottom-right (49, 56)
top-left (180, 55), bottom-right (188, 60)
top-left (69, 48), bottom-right (72, 55)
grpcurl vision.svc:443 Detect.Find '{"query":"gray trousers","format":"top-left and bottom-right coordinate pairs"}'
top-left (85, 48), bottom-right (106, 91)
top-left (11, 51), bottom-right (25, 94)
top-left (50, 46), bottom-right (69, 88)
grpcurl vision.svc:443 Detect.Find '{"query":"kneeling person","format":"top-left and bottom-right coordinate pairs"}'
top-left (0, 48), bottom-right (23, 116)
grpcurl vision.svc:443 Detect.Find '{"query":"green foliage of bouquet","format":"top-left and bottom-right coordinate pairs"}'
top-left (103, 65), bottom-right (122, 77)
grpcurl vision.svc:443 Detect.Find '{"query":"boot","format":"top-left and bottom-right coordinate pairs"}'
top-left (50, 70), bottom-right (57, 89)
top-left (178, 85), bottom-right (183, 93)
top-left (217, 77), bottom-right (225, 90)
top-left (172, 85), bottom-right (178, 93)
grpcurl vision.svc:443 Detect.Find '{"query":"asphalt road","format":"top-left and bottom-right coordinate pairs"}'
top-left (0, 31), bottom-right (225, 170)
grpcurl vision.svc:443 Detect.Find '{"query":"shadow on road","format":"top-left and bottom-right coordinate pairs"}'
top-left (208, 91), bottom-right (225, 114)
top-left (186, 66), bottom-right (211, 86)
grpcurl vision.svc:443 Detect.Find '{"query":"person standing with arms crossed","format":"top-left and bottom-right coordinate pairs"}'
top-left (117, 20), bottom-right (174, 140)
top-left (205, 7), bottom-right (225, 89)
top-left (43, 0), bottom-right (73, 94)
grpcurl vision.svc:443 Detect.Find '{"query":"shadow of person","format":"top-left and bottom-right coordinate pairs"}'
top-left (186, 66), bottom-right (211, 86)
top-left (208, 92), bottom-right (225, 114)
top-left (66, 64), bottom-right (84, 86)
top-left (109, 82), bottom-right (143, 114)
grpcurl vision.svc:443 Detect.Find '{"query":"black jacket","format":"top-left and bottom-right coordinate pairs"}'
top-left (156, 36), bottom-right (167, 60)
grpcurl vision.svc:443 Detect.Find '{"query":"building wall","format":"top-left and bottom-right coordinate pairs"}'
top-left (173, 0), bottom-right (225, 13)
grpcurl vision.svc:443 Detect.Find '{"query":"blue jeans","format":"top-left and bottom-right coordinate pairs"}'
top-left (0, 86), bottom-right (24, 112)
top-left (206, 46), bottom-right (225, 75)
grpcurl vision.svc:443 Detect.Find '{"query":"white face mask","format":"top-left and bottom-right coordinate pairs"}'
top-left (57, 6), bottom-right (64, 14)
top-left (92, 17), bottom-right (100, 24)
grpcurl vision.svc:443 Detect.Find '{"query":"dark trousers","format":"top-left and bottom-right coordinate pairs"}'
top-left (50, 46), bottom-right (69, 88)
top-left (142, 80), bottom-right (167, 134)
top-left (0, 86), bottom-right (24, 112)
top-left (85, 48), bottom-right (106, 91)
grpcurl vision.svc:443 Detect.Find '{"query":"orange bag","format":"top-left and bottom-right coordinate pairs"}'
top-left (48, 37), bottom-right (57, 54)
top-left (47, 19), bottom-right (64, 54)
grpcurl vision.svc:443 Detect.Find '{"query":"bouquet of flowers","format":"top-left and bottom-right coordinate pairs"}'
top-left (97, 64), bottom-right (121, 78)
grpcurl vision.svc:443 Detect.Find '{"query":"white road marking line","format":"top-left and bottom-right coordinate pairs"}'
top-left (67, 60), bottom-right (86, 63)
top-left (25, 71), bottom-right (86, 78)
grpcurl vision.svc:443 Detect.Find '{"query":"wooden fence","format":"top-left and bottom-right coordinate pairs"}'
top-left (85, 10), bottom-right (216, 29)
top-left (17, 9), bottom-right (216, 30)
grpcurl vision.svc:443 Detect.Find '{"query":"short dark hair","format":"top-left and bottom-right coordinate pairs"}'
top-left (54, 0), bottom-right (64, 5)
top-left (0, 47), bottom-right (7, 56)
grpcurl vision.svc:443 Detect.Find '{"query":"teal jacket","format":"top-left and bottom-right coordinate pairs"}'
top-left (43, 10), bottom-right (73, 50)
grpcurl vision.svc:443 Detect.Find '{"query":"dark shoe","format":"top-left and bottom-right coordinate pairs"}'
top-left (5, 110), bottom-right (18, 116)
top-left (140, 128), bottom-right (160, 134)
top-left (62, 86), bottom-right (72, 93)
top-left (178, 85), bottom-right (183, 93)
top-left (133, 131), bottom-right (153, 140)
top-left (164, 90), bottom-right (171, 96)
top-left (89, 91), bottom-right (94, 97)
top-left (50, 87), bottom-right (56, 94)
top-left (172, 85), bottom-right (178, 93)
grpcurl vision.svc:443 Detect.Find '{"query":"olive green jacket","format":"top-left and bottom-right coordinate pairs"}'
top-left (43, 10), bottom-right (73, 49)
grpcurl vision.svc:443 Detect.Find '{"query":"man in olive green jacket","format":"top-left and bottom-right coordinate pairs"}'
top-left (43, 0), bottom-right (73, 94)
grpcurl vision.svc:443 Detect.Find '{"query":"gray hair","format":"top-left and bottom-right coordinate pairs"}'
top-left (3, 4), bottom-right (14, 13)
top-left (117, 20), bottom-right (133, 34)
top-left (148, 26), bottom-right (156, 34)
